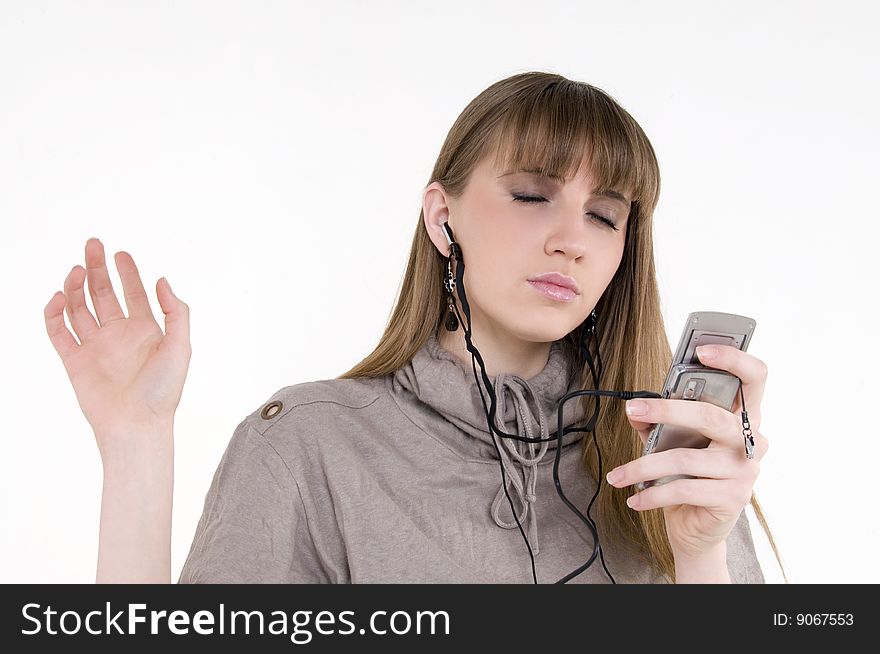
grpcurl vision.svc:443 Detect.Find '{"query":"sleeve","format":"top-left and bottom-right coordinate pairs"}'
top-left (725, 507), bottom-right (766, 584)
top-left (177, 419), bottom-right (329, 583)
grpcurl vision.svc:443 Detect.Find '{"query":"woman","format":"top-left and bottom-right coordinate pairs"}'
top-left (43, 71), bottom-right (783, 583)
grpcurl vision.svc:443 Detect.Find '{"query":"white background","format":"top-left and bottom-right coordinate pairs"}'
top-left (1, 0), bottom-right (877, 583)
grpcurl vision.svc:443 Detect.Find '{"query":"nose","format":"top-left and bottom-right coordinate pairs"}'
top-left (546, 211), bottom-right (588, 260)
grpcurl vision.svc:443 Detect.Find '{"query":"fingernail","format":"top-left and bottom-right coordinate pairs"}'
top-left (606, 469), bottom-right (624, 484)
top-left (696, 345), bottom-right (717, 360)
top-left (626, 495), bottom-right (639, 509)
top-left (626, 400), bottom-right (647, 416)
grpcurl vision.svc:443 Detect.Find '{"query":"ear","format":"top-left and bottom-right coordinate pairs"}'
top-left (423, 181), bottom-right (454, 257)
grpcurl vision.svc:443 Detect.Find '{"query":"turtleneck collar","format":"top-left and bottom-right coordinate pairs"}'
top-left (387, 331), bottom-right (589, 554)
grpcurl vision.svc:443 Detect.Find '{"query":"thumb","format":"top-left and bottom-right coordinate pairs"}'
top-left (156, 277), bottom-right (190, 350)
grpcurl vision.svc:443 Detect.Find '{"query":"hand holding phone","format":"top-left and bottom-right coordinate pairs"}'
top-left (635, 311), bottom-right (756, 490)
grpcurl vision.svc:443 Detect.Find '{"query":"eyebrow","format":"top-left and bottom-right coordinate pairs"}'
top-left (497, 168), bottom-right (631, 205)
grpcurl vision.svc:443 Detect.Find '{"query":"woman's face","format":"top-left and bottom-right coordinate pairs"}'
top-left (425, 153), bottom-right (630, 346)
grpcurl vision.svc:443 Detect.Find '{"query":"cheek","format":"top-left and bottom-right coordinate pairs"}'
top-left (603, 240), bottom-right (626, 279)
top-left (463, 256), bottom-right (509, 303)
top-left (470, 231), bottom-right (531, 293)
top-left (460, 207), bottom-right (527, 273)
top-left (473, 209), bottom-right (519, 247)
top-left (458, 240), bottom-right (525, 314)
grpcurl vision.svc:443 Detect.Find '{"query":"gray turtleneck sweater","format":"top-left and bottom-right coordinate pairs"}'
top-left (178, 333), bottom-right (765, 583)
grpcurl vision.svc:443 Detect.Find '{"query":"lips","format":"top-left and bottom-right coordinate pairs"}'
top-left (528, 280), bottom-right (577, 302)
top-left (527, 272), bottom-right (581, 295)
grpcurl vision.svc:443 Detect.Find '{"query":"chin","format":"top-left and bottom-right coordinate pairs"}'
top-left (475, 289), bottom-right (580, 343)
top-left (506, 319), bottom-right (575, 345)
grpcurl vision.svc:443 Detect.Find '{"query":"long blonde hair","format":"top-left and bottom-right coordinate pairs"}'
top-left (338, 71), bottom-right (785, 583)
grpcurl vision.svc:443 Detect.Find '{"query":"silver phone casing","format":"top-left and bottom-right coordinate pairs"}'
top-left (636, 311), bottom-right (755, 491)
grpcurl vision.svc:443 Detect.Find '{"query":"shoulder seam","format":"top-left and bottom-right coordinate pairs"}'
top-left (257, 393), bottom-right (383, 437)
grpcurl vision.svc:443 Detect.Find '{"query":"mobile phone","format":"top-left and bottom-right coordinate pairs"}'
top-left (635, 311), bottom-right (756, 491)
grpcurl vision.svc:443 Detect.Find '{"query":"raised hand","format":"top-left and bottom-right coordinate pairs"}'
top-left (44, 238), bottom-right (191, 465)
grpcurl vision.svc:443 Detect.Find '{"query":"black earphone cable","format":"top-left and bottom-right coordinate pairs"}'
top-left (440, 222), bottom-right (751, 584)
top-left (442, 224), bottom-right (662, 583)
top-left (448, 275), bottom-right (541, 583)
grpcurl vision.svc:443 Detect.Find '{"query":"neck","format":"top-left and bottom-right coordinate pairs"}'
top-left (437, 325), bottom-right (553, 381)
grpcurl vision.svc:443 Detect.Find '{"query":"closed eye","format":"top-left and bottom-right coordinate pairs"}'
top-left (511, 194), bottom-right (619, 231)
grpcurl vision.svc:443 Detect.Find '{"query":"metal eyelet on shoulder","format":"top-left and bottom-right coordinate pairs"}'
top-left (260, 400), bottom-right (283, 420)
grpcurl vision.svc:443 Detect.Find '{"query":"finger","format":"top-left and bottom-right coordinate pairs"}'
top-left (156, 277), bottom-right (191, 354)
top-left (728, 385), bottom-right (762, 434)
top-left (626, 478), bottom-right (749, 512)
top-left (696, 345), bottom-right (767, 430)
top-left (85, 238), bottom-right (125, 326)
top-left (625, 398), bottom-right (742, 450)
top-left (625, 414), bottom-right (652, 446)
top-left (44, 290), bottom-right (80, 358)
top-left (606, 447), bottom-right (752, 488)
top-left (63, 265), bottom-right (99, 342)
top-left (114, 250), bottom-right (153, 320)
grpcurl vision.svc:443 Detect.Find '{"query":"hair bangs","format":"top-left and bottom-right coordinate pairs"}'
top-left (486, 82), bottom-right (659, 217)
